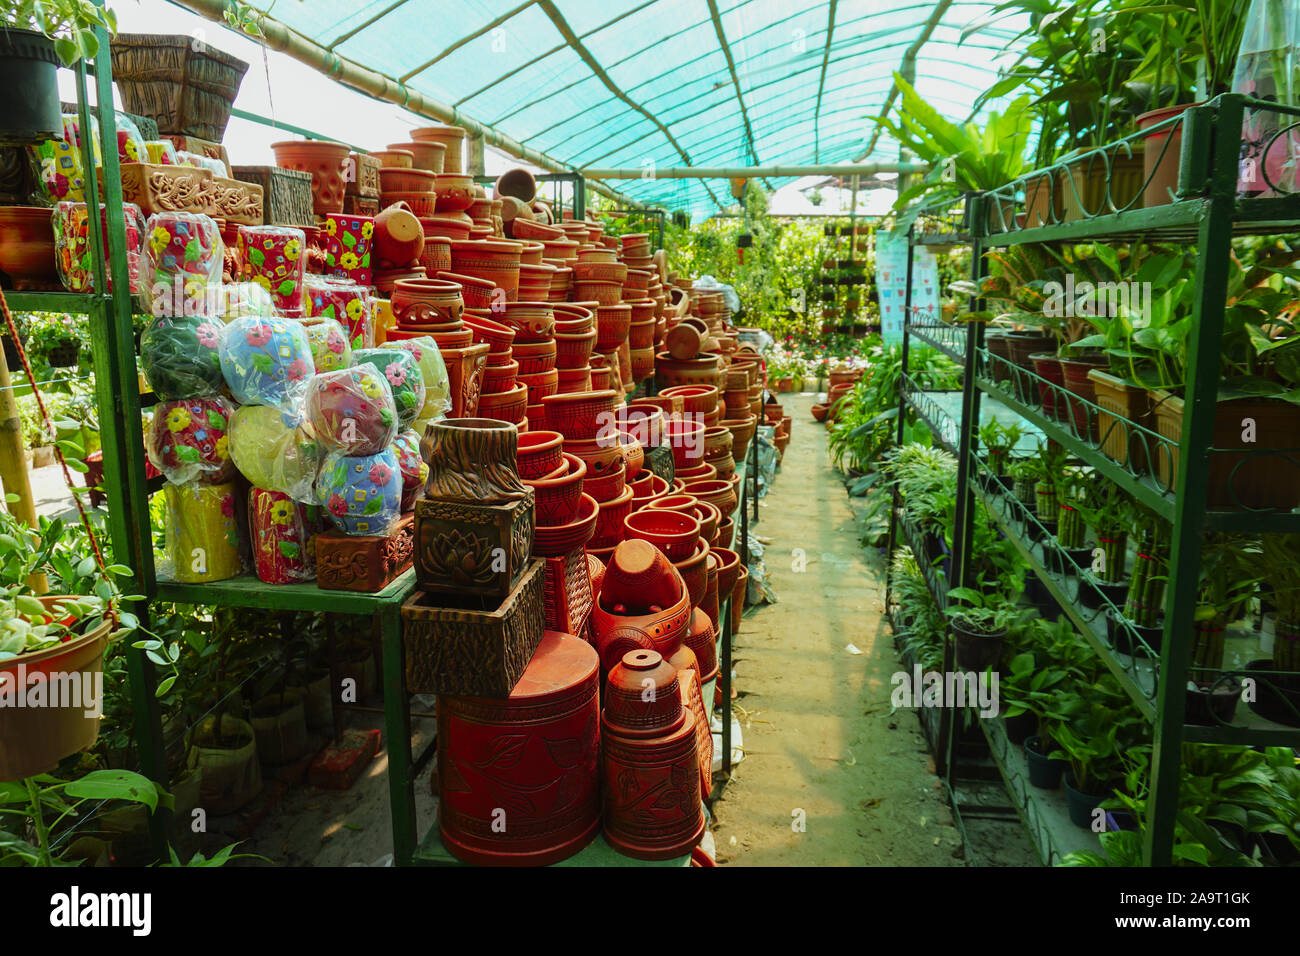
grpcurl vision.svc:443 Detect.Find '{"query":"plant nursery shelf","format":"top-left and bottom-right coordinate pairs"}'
top-left (905, 322), bottom-right (965, 363)
top-left (900, 378), bottom-right (961, 457)
top-left (973, 368), bottom-right (1300, 532)
top-left (3, 291), bottom-right (97, 314)
top-left (979, 715), bottom-right (1102, 866)
top-left (155, 569), bottom-right (417, 613)
top-left (412, 821), bottom-right (693, 867)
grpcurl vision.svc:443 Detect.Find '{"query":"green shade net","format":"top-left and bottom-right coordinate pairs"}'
top-left (254, 0), bottom-right (1026, 215)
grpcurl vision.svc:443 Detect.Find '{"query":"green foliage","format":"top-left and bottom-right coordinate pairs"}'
top-left (3, 0), bottom-right (117, 64)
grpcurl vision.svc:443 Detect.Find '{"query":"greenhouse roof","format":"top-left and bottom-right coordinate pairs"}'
top-left (211, 0), bottom-right (1027, 215)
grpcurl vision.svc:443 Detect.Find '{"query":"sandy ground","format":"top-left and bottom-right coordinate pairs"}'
top-left (710, 391), bottom-right (1037, 867)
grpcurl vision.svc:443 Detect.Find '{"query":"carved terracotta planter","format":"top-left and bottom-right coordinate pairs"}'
top-left (413, 490), bottom-right (534, 600)
top-left (683, 607), bottom-right (718, 683)
top-left (449, 239), bottom-right (522, 301)
top-left (541, 389), bottom-right (618, 441)
top-left (393, 278), bottom-right (463, 327)
top-left (316, 514), bottom-right (415, 592)
top-left (402, 558), bottom-right (545, 697)
top-left (421, 417), bottom-right (528, 503)
top-left (272, 140), bottom-right (350, 215)
top-left (603, 648), bottom-right (684, 738)
top-left (655, 352), bottom-right (720, 391)
top-left (539, 547), bottom-right (595, 635)
top-left (533, 493), bottom-right (598, 558)
top-left (438, 343), bottom-right (490, 418)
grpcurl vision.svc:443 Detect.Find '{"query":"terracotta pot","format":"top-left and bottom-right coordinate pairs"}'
top-left (675, 462), bottom-right (717, 482)
top-left (624, 507), bottom-right (700, 561)
top-left (592, 484), bottom-right (635, 549)
top-left (731, 565), bottom-right (748, 633)
top-left (476, 380), bottom-right (528, 424)
top-left (437, 343), bottom-right (490, 417)
top-left (381, 190), bottom-right (436, 217)
top-left (656, 352), bottom-right (720, 391)
top-left (1058, 352), bottom-right (1108, 442)
top-left (602, 648), bottom-right (684, 738)
top-left (517, 430), bottom-right (564, 479)
top-left (1030, 352), bottom-right (1066, 420)
top-left (1137, 104), bottom-right (1192, 207)
top-left (437, 631), bottom-right (600, 866)
top-left (371, 148), bottom-right (414, 168)
top-left (710, 546), bottom-right (741, 598)
top-left (372, 201), bottom-right (425, 268)
top-left (541, 389), bottom-right (618, 440)
top-left (411, 125), bottom-right (467, 174)
top-left (665, 417), bottom-right (707, 468)
top-left (449, 239), bottom-right (522, 301)
top-left (421, 417), bottom-right (527, 502)
top-left (583, 456), bottom-right (627, 502)
top-left (273, 140), bottom-right (351, 214)
top-left (481, 357), bottom-right (519, 394)
top-left (684, 478), bottom-right (736, 519)
top-left (499, 300), bottom-right (555, 342)
top-left (462, 312), bottom-right (515, 352)
top-left (591, 541), bottom-right (691, 651)
top-left (434, 173), bottom-right (475, 214)
top-left (388, 140), bottom-right (446, 173)
top-left (618, 431), bottom-right (644, 481)
top-left (672, 537), bottom-right (710, 608)
top-left (419, 235), bottom-right (452, 277)
top-left (495, 167), bottom-right (536, 204)
top-left (379, 167), bottom-right (435, 194)
top-left (567, 435), bottom-right (625, 481)
top-left (421, 214), bottom-right (473, 241)
top-left (0, 206), bottom-right (57, 289)
top-left (392, 278), bottom-right (463, 327)
top-left (519, 367), bottom-right (559, 404)
top-left (437, 270), bottom-right (496, 310)
top-left (525, 451), bottom-right (586, 526)
top-left (511, 339), bottom-right (556, 377)
top-left (595, 303), bottom-right (632, 352)
top-left (683, 607), bottom-right (718, 684)
top-left (532, 493), bottom-right (599, 557)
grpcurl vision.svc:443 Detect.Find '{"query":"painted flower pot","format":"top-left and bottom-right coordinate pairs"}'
top-left (304, 276), bottom-right (373, 350)
top-left (227, 404), bottom-right (323, 501)
top-left (219, 316), bottom-right (314, 409)
top-left (323, 212), bottom-right (375, 285)
top-left (163, 482), bottom-right (242, 583)
top-left (352, 347), bottom-right (426, 428)
top-left (393, 427), bottom-right (429, 511)
top-left (52, 201), bottom-right (145, 293)
top-left (139, 314), bottom-right (226, 400)
top-left (237, 224), bottom-right (308, 316)
top-left (305, 365), bottom-right (399, 456)
top-left (249, 487), bottom-right (320, 583)
top-left (146, 396), bottom-right (236, 485)
top-left (317, 448), bottom-right (403, 536)
top-left (142, 211), bottom-right (223, 313)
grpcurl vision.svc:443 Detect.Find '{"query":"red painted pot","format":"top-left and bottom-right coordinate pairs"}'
top-left (437, 631), bottom-right (601, 866)
top-left (1030, 353), bottom-right (1066, 420)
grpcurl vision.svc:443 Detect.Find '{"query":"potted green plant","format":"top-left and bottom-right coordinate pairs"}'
top-left (1112, 504), bottom-right (1169, 655)
top-left (1076, 476), bottom-right (1133, 609)
top-left (942, 586), bottom-right (1024, 672)
top-left (978, 418), bottom-right (1022, 490)
top-left (1050, 683), bottom-right (1147, 828)
top-left (1187, 534), bottom-right (1261, 724)
top-left (0, 0), bottom-right (117, 142)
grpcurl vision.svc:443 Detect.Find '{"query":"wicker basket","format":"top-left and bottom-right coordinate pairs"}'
top-left (110, 34), bottom-right (248, 141)
top-left (230, 165), bottom-right (313, 226)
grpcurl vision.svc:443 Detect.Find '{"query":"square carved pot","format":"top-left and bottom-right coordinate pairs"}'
top-left (540, 546), bottom-right (594, 635)
top-left (315, 514), bottom-right (414, 592)
top-left (348, 152), bottom-right (381, 198)
top-left (402, 558), bottom-right (546, 697)
top-left (231, 164), bottom-right (314, 226)
top-left (344, 195), bottom-right (380, 217)
top-left (414, 490), bottom-right (534, 600)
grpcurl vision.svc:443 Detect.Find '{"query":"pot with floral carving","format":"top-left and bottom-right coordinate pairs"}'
top-left (436, 630), bottom-right (600, 865)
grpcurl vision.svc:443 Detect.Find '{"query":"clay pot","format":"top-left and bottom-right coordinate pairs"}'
top-left (666, 322), bottom-right (701, 360)
top-left (592, 541), bottom-right (692, 656)
top-left (624, 507), bottom-right (700, 561)
top-left (532, 492), bottom-right (599, 558)
top-left (388, 140), bottom-right (446, 173)
top-left (382, 190), bottom-right (437, 217)
top-left (556, 365), bottom-right (592, 394)
top-left (592, 484), bottom-right (635, 550)
top-left (499, 301), bottom-right (555, 342)
top-left (481, 357), bottom-right (519, 394)
top-left (583, 456), bottom-right (627, 502)
top-left (437, 631), bottom-right (600, 866)
top-left (595, 303), bottom-right (632, 352)
top-left (710, 546), bottom-right (741, 598)
top-left (566, 436), bottom-right (624, 482)
top-left (603, 649), bottom-right (684, 738)
top-left (618, 431), bottom-right (644, 481)
top-left (684, 478), bottom-right (736, 519)
top-left (517, 430), bottom-right (564, 479)
top-left (421, 214), bottom-right (473, 241)
top-left (683, 607), bottom-right (718, 683)
top-left (379, 167), bottom-right (435, 194)
top-left (732, 565), bottom-right (748, 633)
top-left (552, 302), bottom-right (595, 332)
top-left (0, 206), bottom-right (57, 289)
top-left (519, 367), bottom-right (559, 404)
top-left (419, 235), bottom-right (452, 277)
top-left (495, 167), bottom-right (536, 204)
top-left (420, 417), bottom-right (526, 503)
top-left (513, 217), bottom-right (563, 241)
top-left (476, 380), bottom-right (528, 424)
top-left (462, 312), bottom-right (515, 352)
top-left (272, 140), bottom-right (351, 214)
top-left (513, 339), bottom-right (557, 376)
top-left (655, 352), bottom-right (720, 391)
top-left (664, 417), bottom-right (707, 468)
top-left (723, 415), bottom-right (757, 461)
top-left (621, 404), bottom-right (665, 449)
top-left (392, 278), bottom-right (463, 327)
top-left (525, 452), bottom-right (586, 526)
top-left (373, 201), bottom-right (425, 268)
top-left (411, 125), bottom-right (467, 174)
top-left (372, 148), bottom-right (414, 168)
top-left (436, 270), bottom-right (496, 310)
top-left (449, 239), bottom-right (522, 301)
top-left (541, 389), bottom-right (618, 441)
top-left (675, 462), bottom-right (718, 482)
top-left (672, 537), bottom-right (710, 608)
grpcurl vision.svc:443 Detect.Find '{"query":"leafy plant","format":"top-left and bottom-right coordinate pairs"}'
top-left (978, 418), bottom-right (1022, 475)
top-left (943, 585), bottom-right (1025, 636)
top-left (2, 0), bottom-right (118, 65)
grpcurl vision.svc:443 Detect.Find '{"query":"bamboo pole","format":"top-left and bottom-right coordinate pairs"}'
top-left (579, 162), bottom-right (929, 179)
top-left (0, 359), bottom-right (47, 593)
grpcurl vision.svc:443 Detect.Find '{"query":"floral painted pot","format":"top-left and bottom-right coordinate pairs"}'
top-left (163, 482), bottom-right (242, 583)
top-left (381, 335), bottom-right (452, 422)
top-left (352, 347), bottom-right (426, 428)
top-left (392, 427), bottom-right (429, 512)
top-left (142, 211), bottom-right (222, 315)
top-left (317, 448), bottom-right (403, 536)
top-left (237, 224), bottom-right (308, 317)
top-left (323, 212), bottom-right (375, 285)
top-left (301, 318), bottom-right (352, 374)
top-left (249, 487), bottom-right (321, 584)
top-left (228, 404), bottom-right (323, 502)
top-left (304, 276), bottom-right (373, 351)
top-left (305, 365), bottom-right (399, 456)
top-left (52, 201), bottom-right (145, 293)
top-left (139, 314), bottom-right (225, 400)
top-left (218, 316), bottom-right (314, 409)
top-left (146, 396), bottom-right (236, 485)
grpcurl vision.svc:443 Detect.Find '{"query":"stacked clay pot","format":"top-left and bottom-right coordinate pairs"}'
top-left (541, 389), bottom-right (632, 559)
top-left (464, 307), bottom-right (527, 429)
top-left (388, 275), bottom-right (488, 419)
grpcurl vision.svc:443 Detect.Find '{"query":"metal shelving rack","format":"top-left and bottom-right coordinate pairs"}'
top-left (937, 93), bottom-right (1300, 865)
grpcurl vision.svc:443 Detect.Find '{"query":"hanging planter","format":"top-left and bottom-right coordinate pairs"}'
top-left (0, 28), bottom-right (62, 144)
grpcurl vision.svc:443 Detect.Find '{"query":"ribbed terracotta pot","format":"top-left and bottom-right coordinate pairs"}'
top-left (412, 125), bottom-right (467, 174)
top-left (272, 140), bottom-right (351, 214)
top-left (449, 239), bottom-right (522, 302)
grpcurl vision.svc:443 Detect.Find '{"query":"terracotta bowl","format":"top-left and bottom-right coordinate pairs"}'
top-left (421, 215), bottom-right (473, 241)
top-left (541, 389), bottom-right (618, 440)
top-left (709, 546), bottom-right (741, 598)
top-left (554, 328), bottom-right (597, 370)
top-left (628, 471), bottom-right (670, 509)
top-left (517, 430), bottom-right (564, 479)
top-left (675, 462), bottom-right (717, 482)
top-left (434, 173), bottom-right (475, 212)
top-left (552, 302), bottom-right (595, 332)
top-left (811, 403), bottom-right (829, 422)
top-left (532, 493), bottom-right (598, 558)
top-left (624, 508), bottom-right (700, 561)
top-left (512, 217), bottom-right (564, 241)
top-left (602, 649), bottom-right (684, 738)
top-left (513, 339), bottom-right (557, 375)
top-left (592, 484), bottom-right (635, 549)
top-left (525, 452), bottom-right (587, 527)
top-left (662, 384), bottom-right (720, 415)
top-left (482, 358), bottom-right (519, 394)
top-left (379, 167), bottom-right (435, 193)
top-left (620, 404), bottom-right (666, 448)
top-left (716, 517), bottom-right (735, 550)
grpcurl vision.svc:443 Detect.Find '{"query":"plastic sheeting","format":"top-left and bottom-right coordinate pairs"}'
top-left (243, 0), bottom-right (1027, 216)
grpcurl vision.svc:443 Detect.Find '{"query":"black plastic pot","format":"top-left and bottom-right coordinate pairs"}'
top-left (1047, 544), bottom-right (1094, 577)
top-left (1080, 575), bottom-right (1128, 611)
top-left (1244, 660), bottom-right (1300, 727)
top-left (48, 338), bottom-right (79, 368)
top-left (1063, 771), bottom-right (1107, 829)
top-left (951, 618), bottom-right (1005, 672)
top-left (1024, 575), bottom-right (1066, 620)
top-left (0, 28), bottom-right (62, 144)
top-left (1024, 735), bottom-right (1064, 790)
top-left (1003, 710), bottom-right (1036, 745)
top-left (1105, 608), bottom-right (1164, 657)
top-left (1184, 679), bottom-right (1241, 727)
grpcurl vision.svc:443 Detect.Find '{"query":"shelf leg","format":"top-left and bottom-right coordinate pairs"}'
top-left (380, 603), bottom-right (417, 865)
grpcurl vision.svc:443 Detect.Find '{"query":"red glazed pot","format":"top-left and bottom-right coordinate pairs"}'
top-left (623, 507), bottom-right (700, 561)
top-left (602, 648), bottom-right (684, 738)
top-left (682, 607), bottom-right (719, 684)
top-left (532, 493), bottom-right (599, 558)
top-left (437, 631), bottom-right (600, 866)
top-left (517, 429), bottom-right (564, 479)
top-left (541, 389), bottom-right (618, 441)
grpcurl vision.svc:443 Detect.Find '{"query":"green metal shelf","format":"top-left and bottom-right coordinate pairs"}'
top-left (904, 322), bottom-right (965, 363)
top-left (412, 820), bottom-right (692, 866)
top-left (4, 290), bottom-right (97, 314)
top-left (978, 716), bottom-right (1101, 866)
top-left (155, 569), bottom-right (417, 613)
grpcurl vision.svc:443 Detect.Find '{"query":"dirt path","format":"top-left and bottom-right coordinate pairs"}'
top-left (711, 391), bottom-right (966, 866)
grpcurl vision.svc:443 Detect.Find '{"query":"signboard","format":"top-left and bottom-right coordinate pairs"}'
top-left (875, 233), bottom-right (940, 346)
